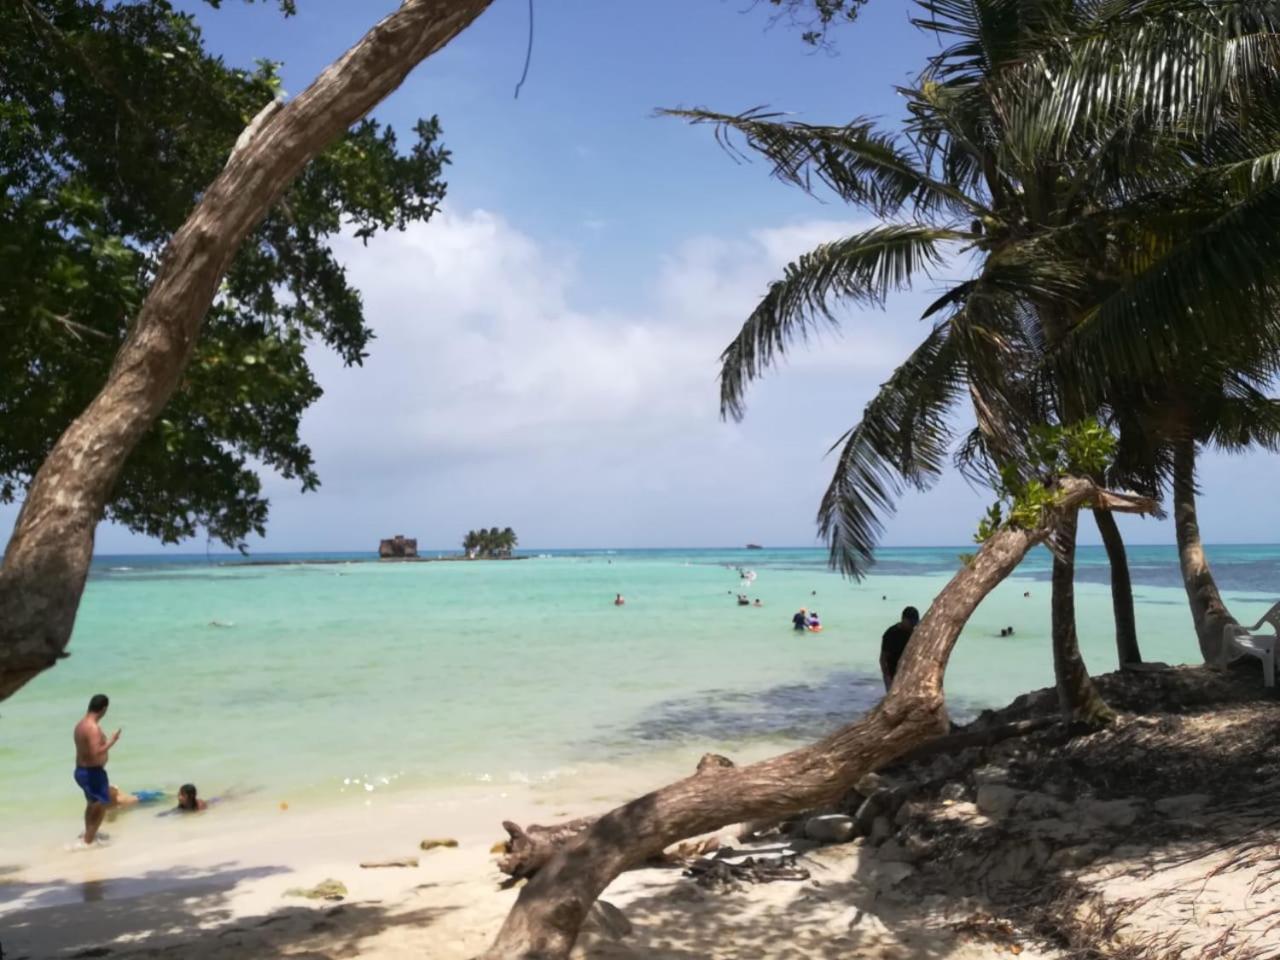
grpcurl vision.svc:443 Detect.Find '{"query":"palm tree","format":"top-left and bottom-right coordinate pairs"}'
top-left (500, 526), bottom-right (518, 557)
top-left (1106, 345), bottom-right (1280, 664)
top-left (671, 0), bottom-right (1280, 722)
top-left (462, 526), bottom-right (519, 558)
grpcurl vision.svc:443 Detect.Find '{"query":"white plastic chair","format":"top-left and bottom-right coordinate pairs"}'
top-left (1226, 601), bottom-right (1279, 688)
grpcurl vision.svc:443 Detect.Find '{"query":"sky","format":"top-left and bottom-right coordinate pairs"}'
top-left (7, 0), bottom-right (1280, 553)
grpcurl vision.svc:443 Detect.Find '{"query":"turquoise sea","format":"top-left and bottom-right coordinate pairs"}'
top-left (2, 544), bottom-right (1278, 839)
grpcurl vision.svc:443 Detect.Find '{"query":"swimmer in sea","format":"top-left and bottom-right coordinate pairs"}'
top-left (174, 783), bottom-right (208, 812)
top-left (108, 785), bottom-right (139, 808)
top-left (753, 598), bottom-right (763, 607)
top-left (614, 593), bottom-right (625, 606)
top-left (106, 786), bottom-right (167, 816)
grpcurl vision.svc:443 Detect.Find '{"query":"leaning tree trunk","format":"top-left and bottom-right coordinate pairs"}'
top-left (1172, 437), bottom-right (1238, 665)
top-left (0, 0), bottom-right (494, 702)
top-left (482, 481), bottom-right (1155, 959)
top-left (1051, 511), bottom-right (1116, 726)
top-left (1093, 508), bottom-right (1142, 666)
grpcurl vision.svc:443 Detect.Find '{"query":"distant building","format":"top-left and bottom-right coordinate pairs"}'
top-left (379, 535), bottom-right (418, 559)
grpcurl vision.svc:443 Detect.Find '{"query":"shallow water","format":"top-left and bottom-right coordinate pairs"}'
top-left (1, 544), bottom-right (1275, 841)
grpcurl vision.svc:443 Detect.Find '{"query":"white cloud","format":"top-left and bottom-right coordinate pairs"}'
top-left (307, 210), bottom-right (907, 472)
top-left (249, 207), bottom-right (927, 547)
top-left (55, 204), bottom-right (1262, 554)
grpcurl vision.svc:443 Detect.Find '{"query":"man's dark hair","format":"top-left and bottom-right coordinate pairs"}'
top-left (88, 693), bottom-right (109, 714)
top-left (179, 783), bottom-right (197, 799)
top-left (902, 606), bottom-right (920, 624)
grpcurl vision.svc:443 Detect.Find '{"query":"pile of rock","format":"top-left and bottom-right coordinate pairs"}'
top-left (783, 718), bottom-right (1218, 897)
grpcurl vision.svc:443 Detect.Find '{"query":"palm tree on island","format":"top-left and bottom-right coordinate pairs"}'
top-left (462, 527), bottom-right (518, 559)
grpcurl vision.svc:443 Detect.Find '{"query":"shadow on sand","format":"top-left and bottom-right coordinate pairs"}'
top-left (0, 860), bottom-right (456, 960)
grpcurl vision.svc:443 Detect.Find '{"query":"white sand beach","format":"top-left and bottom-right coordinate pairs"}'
top-left (0, 781), bottom-right (1065, 960)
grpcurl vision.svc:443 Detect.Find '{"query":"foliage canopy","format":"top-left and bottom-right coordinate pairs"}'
top-left (675, 0), bottom-right (1280, 576)
top-left (1, 0), bottom-right (449, 548)
top-left (463, 527), bottom-right (518, 559)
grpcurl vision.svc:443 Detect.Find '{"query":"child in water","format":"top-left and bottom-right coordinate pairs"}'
top-left (176, 783), bottom-right (208, 812)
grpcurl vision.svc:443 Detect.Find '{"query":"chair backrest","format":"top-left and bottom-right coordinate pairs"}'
top-left (1256, 601), bottom-right (1280, 634)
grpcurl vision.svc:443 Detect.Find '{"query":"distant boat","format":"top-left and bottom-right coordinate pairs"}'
top-left (746, 543), bottom-right (763, 550)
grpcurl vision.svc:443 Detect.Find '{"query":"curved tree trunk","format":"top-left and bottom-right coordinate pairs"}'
top-left (483, 482), bottom-right (1155, 959)
top-left (1051, 511), bottom-right (1115, 725)
top-left (1092, 508), bottom-right (1142, 666)
top-left (0, 0), bottom-right (494, 702)
top-left (1172, 437), bottom-right (1238, 665)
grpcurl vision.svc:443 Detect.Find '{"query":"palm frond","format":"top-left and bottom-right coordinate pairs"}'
top-left (1000, 0), bottom-right (1280, 156)
top-left (817, 321), bottom-right (966, 577)
top-left (1204, 380), bottom-right (1280, 451)
top-left (954, 424), bottom-right (1000, 487)
top-left (1065, 182), bottom-right (1280, 396)
top-left (720, 224), bottom-right (972, 419)
top-left (663, 107), bottom-right (988, 219)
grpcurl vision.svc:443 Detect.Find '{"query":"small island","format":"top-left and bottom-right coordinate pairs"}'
top-left (462, 527), bottom-right (517, 559)
top-left (378, 535), bottom-right (418, 559)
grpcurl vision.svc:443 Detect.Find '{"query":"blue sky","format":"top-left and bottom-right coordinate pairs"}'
top-left (8, 0), bottom-right (1278, 553)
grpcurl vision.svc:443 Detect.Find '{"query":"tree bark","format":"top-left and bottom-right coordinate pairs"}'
top-left (0, 0), bottom-right (494, 702)
top-left (1092, 508), bottom-right (1142, 666)
top-left (1172, 436), bottom-right (1238, 665)
top-left (498, 716), bottom-right (1059, 881)
top-left (483, 481), bottom-right (1155, 959)
top-left (1051, 511), bottom-right (1116, 726)
top-left (499, 817), bottom-right (602, 881)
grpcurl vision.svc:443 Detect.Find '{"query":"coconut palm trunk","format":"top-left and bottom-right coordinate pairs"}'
top-left (1051, 511), bottom-right (1116, 724)
top-left (1172, 436), bottom-right (1238, 665)
top-left (1093, 508), bottom-right (1142, 666)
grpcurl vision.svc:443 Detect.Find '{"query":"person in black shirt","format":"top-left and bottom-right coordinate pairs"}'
top-left (792, 608), bottom-right (808, 632)
top-left (880, 606), bottom-right (921, 691)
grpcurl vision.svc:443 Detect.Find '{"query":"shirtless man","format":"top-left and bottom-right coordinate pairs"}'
top-left (73, 694), bottom-right (121, 845)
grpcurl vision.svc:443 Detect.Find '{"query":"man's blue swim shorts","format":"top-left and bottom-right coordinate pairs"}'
top-left (74, 766), bottom-right (111, 805)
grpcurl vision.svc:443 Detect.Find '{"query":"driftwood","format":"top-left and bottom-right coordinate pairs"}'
top-left (482, 480), bottom-right (1159, 959)
top-left (495, 719), bottom-right (1061, 882)
top-left (499, 816), bottom-right (601, 881)
top-left (497, 754), bottom-right (739, 880)
top-left (0, 0), bottom-right (495, 703)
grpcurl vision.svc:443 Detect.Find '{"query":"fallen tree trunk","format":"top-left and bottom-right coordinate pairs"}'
top-left (499, 816), bottom-right (601, 881)
top-left (498, 717), bottom-right (1060, 881)
top-left (482, 480), bottom-right (1157, 959)
top-left (0, 0), bottom-right (494, 702)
